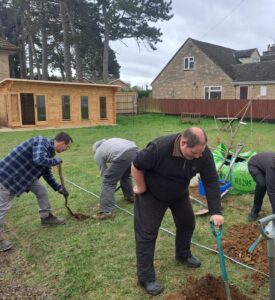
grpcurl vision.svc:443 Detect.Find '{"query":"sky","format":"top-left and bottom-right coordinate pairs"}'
top-left (110, 0), bottom-right (275, 88)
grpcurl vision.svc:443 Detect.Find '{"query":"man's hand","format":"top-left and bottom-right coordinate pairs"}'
top-left (210, 214), bottom-right (224, 226)
top-left (133, 185), bottom-right (146, 194)
top-left (58, 186), bottom-right (69, 197)
top-left (56, 157), bottom-right (63, 164)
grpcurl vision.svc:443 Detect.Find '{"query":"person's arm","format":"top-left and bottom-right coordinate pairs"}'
top-left (42, 167), bottom-right (62, 192)
top-left (200, 147), bottom-right (224, 226)
top-left (131, 163), bottom-right (146, 194)
top-left (33, 138), bottom-right (61, 166)
top-left (94, 152), bottom-right (107, 177)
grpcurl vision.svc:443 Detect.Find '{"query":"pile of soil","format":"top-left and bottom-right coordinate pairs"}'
top-left (166, 273), bottom-right (252, 300)
top-left (166, 215), bottom-right (268, 299)
top-left (222, 223), bottom-right (268, 274)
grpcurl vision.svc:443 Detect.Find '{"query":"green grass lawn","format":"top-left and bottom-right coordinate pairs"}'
top-left (0, 114), bottom-right (274, 299)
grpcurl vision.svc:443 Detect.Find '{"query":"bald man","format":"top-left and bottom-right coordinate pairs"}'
top-left (131, 127), bottom-right (224, 296)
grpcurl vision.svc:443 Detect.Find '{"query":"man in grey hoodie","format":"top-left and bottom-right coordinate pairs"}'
top-left (93, 138), bottom-right (138, 219)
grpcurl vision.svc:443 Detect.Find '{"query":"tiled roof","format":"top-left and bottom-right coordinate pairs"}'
top-left (234, 49), bottom-right (257, 59)
top-left (0, 37), bottom-right (18, 51)
top-left (232, 61), bottom-right (275, 82)
top-left (191, 38), bottom-right (239, 78)
top-left (191, 38), bottom-right (275, 82)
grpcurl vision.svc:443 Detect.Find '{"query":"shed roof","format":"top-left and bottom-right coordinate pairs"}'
top-left (0, 78), bottom-right (120, 88)
top-left (0, 37), bottom-right (18, 51)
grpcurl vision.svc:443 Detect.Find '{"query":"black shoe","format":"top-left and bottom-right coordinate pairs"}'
top-left (248, 210), bottom-right (259, 222)
top-left (41, 213), bottom-right (66, 226)
top-left (138, 280), bottom-right (164, 296)
top-left (124, 195), bottom-right (135, 203)
top-left (177, 255), bottom-right (201, 268)
top-left (0, 239), bottom-right (12, 252)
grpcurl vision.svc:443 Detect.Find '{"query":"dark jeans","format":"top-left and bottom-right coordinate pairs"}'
top-left (248, 164), bottom-right (267, 213)
top-left (134, 190), bottom-right (195, 282)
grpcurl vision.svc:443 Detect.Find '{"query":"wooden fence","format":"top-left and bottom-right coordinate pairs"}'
top-left (138, 98), bottom-right (275, 121)
top-left (116, 92), bottom-right (138, 114)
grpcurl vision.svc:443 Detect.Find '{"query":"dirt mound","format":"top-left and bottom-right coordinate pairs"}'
top-left (222, 223), bottom-right (268, 274)
top-left (166, 273), bottom-right (252, 300)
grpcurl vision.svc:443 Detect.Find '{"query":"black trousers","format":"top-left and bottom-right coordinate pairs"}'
top-left (248, 164), bottom-right (275, 213)
top-left (134, 190), bottom-right (195, 282)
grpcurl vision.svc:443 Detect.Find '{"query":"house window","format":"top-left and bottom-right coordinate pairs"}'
top-left (81, 96), bottom-right (89, 120)
top-left (62, 95), bottom-right (71, 120)
top-left (184, 56), bottom-right (194, 70)
top-left (99, 96), bottom-right (107, 119)
top-left (205, 86), bottom-right (222, 100)
top-left (260, 86), bottom-right (267, 97)
top-left (36, 95), bottom-right (46, 121)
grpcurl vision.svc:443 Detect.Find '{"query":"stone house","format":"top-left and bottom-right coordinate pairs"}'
top-left (152, 38), bottom-right (275, 100)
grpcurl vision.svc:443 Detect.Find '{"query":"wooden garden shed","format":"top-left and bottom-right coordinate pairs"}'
top-left (0, 79), bottom-right (119, 129)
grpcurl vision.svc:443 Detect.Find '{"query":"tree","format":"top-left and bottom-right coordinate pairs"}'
top-left (59, 0), bottom-right (72, 81)
top-left (97, 0), bottom-right (173, 82)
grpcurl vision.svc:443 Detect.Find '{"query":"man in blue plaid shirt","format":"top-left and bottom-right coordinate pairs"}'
top-left (0, 132), bottom-right (73, 252)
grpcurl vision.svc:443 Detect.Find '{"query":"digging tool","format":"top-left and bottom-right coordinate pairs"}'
top-left (258, 215), bottom-right (275, 300)
top-left (222, 143), bottom-right (245, 183)
top-left (248, 234), bottom-right (263, 253)
top-left (248, 221), bottom-right (273, 253)
top-left (58, 164), bottom-right (89, 221)
top-left (210, 221), bottom-right (232, 300)
top-left (193, 185), bottom-right (231, 216)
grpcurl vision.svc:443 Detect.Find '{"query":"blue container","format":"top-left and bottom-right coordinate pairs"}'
top-left (199, 179), bottom-right (231, 197)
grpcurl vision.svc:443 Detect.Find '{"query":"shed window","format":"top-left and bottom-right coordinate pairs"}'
top-left (36, 95), bottom-right (46, 121)
top-left (81, 96), bottom-right (89, 120)
top-left (62, 95), bottom-right (71, 120)
top-left (184, 56), bottom-right (194, 70)
top-left (99, 96), bottom-right (107, 119)
top-left (205, 86), bottom-right (222, 100)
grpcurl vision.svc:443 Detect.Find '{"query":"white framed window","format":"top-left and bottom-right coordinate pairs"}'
top-left (260, 86), bottom-right (267, 97)
top-left (184, 56), bottom-right (194, 70)
top-left (204, 86), bottom-right (222, 100)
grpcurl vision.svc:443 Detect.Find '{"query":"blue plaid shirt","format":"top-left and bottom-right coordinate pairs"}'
top-left (0, 136), bottom-right (62, 196)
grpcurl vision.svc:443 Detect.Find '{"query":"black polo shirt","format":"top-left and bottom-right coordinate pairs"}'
top-left (133, 133), bottom-right (222, 215)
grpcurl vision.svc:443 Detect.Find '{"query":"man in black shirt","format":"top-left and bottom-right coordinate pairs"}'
top-left (248, 152), bottom-right (275, 222)
top-left (131, 127), bottom-right (224, 296)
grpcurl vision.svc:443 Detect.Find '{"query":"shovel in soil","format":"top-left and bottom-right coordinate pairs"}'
top-left (210, 221), bottom-right (232, 300)
top-left (257, 215), bottom-right (275, 300)
top-left (58, 164), bottom-right (89, 221)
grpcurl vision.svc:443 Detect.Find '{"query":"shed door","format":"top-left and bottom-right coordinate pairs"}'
top-left (10, 94), bottom-right (21, 126)
top-left (20, 93), bottom-right (35, 125)
top-left (240, 86), bottom-right (248, 99)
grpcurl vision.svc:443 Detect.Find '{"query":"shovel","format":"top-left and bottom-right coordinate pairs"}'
top-left (258, 215), bottom-right (275, 300)
top-left (57, 164), bottom-right (89, 221)
top-left (210, 221), bottom-right (232, 300)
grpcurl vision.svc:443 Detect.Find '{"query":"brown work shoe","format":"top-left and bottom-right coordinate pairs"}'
top-left (41, 213), bottom-right (66, 226)
top-left (0, 239), bottom-right (12, 252)
top-left (93, 212), bottom-right (114, 220)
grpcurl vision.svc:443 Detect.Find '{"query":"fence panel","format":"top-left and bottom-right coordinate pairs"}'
top-left (137, 98), bottom-right (275, 121)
